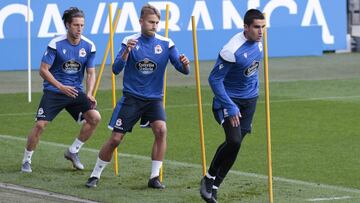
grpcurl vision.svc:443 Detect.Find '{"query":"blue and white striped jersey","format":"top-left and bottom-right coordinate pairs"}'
top-left (112, 33), bottom-right (189, 100)
top-left (41, 35), bottom-right (96, 93)
top-left (208, 32), bottom-right (263, 117)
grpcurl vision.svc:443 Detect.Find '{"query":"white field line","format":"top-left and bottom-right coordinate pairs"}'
top-left (1, 134), bottom-right (360, 196)
top-left (0, 182), bottom-right (99, 203)
top-left (1, 95), bottom-right (360, 117)
top-left (307, 196), bottom-right (352, 201)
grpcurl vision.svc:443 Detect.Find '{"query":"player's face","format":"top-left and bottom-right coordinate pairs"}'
top-left (244, 19), bottom-right (266, 42)
top-left (140, 14), bottom-right (159, 37)
top-left (67, 17), bottom-right (84, 41)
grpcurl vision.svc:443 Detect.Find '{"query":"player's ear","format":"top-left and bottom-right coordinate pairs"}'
top-left (65, 22), bottom-right (69, 29)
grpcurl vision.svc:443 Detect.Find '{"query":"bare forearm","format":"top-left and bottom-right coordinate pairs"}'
top-left (86, 69), bottom-right (96, 96)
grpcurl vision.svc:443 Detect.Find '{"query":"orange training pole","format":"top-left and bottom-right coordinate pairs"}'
top-left (108, 4), bottom-right (118, 176)
top-left (263, 13), bottom-right (274, 203)
top-left (160, 3), bottom-right (170, 183)
top-left (93, 9), bottom-right (121, 98)
top-left (191, 16), bottom-right (207, 176)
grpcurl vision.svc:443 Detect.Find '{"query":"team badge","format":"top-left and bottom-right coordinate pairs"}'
top-left (136, 45), bottom-right (140, 50)
top-left (44, 50), bottom-right (48, 56)
top-left (62, 49), bottom-right (67, 54)
top-left (154, 45), bottom-right (162, 54)
top-left (115, 119), bottom-right (122, 127)
top-left (38, 108), bottom-right (44, 115)
top-left (79, 48), bottom-right (86, 57)
top-left (243, 52), bottom-right (248, 58)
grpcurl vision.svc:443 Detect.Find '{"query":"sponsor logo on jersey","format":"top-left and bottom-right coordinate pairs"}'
top-left (136, 58), bottom-right (157, 74)
top-left (62, 60), bottom-right (81, 74)
top-left (79, 48), bottom-right (86, 57)
top-left (154, 45), bottom-right (162, 54)
top-left (244, 61), bottom-right (259, 77)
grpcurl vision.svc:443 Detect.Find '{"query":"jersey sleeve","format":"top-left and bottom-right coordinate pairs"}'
top-left (86, 51), bottom-right (96, 68)
top-left (112, 44), bottom-right (127, 75)
top-left (208, 56), bottom-right (239, 116)
top-left (169, 45), bottom-right (189, 75)
top-left (41, 46), bottom-right (56, 66)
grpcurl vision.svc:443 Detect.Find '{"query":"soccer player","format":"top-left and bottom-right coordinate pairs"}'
top-left (20, 7), bottom-right (101, 173)
top-left (199, 9), bottom-right (265, 202)
top-left (85, 4), bottom-right (190, 189)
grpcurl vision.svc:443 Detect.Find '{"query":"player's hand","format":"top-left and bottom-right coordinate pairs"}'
top-left (229, 112), bottom-right (241, 127)
top-left (87, 94), bottom-right (97, 109)
top-left (179, 54), bottom-right (190, 67)
top-left (59, 85), bottom-right (78, 98)
top-left (125, 39), bottom-right (138, 53)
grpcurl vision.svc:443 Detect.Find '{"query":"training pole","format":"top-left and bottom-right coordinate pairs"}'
top-left (191, 16), bottom-right (207, 176)
top-left (108, 4), bottom-right (118, 176)
top-left (27, 0), bottom-right (31, 103)
top-left (263, 13), bottom-right (274, 203)
top-left (160, 4), bottom-right (170, 183)
top-left (93, 9), bottom-right (121, 98)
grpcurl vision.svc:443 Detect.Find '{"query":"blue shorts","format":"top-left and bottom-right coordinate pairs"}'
top-left (35, 90), bottom-right (93, 122)
top-left (108, 93), bottom-right (166, 133)
top-left (212, 97), bottom-right (258, 134)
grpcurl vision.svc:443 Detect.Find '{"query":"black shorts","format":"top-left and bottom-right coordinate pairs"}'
top-left (108, 93), bottom-right (166, 133)
top-left (35, 90), bottom-right (93, 123)
top-left (212, 97), bottom-right (258, 134)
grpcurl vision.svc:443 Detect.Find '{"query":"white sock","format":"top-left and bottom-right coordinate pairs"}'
top-left (69, 138), bottom-right (84, 153)
top-left (90, 157), bottom-right (109, 179)
top-left (150, 160), bottom-right (162, 179)
top-left (206, 172), bottom-right (216, 180)
top-left (22, 149), bottom-right (34, 164)
top-left (212, 185), bottom-right (219, 190)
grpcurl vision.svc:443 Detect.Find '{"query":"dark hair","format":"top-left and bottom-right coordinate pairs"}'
top-left (140, 4), bottom-right (160, 19)
top-left (62, 7), bottom-right (85, 27)
top-left (244, 9), bottom-right (264, 26)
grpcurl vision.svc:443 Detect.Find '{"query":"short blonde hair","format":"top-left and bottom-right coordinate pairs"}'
top-left (140, 4), bottom-right (160, 19)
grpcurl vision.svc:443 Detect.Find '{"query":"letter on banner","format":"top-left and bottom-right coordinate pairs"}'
top-left (301, 0), bottom-right (334, 44)
top-left (38, 4), bottom-right (65, 38)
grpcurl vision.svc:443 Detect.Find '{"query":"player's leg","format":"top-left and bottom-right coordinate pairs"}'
top-left (64, 92), bottom-right (101, 170)
top-left (211, 97), bottom-right (258, 201)
top-left (85, 131), bottom-right (125, 188)
top-left (142, 100), bottom-right (166, 189)
top-left (21, 91), bottom-right (65, 173)
top-left (86, 94), bottom-right (142, 188)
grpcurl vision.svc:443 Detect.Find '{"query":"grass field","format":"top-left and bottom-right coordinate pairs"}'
top-left (1, 53), bottom-right (360, 202)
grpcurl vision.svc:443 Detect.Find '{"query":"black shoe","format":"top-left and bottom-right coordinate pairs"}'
top-left (209, 189), bottom-right (218, 203)
top-left (200, 176), bottom-right (214, 201)
top-left (148, 176), bottom-right (165, 189)
top-left (85, 177), bottom-right (99, 188)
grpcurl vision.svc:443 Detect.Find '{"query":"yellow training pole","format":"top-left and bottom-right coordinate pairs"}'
top-left (108, 4), bottom-right (118, 176)
top-left (263, 13), bottom-right (274, 203)
top-left (160, 3), bottom-right (170, 183)
top-left (93, 9), bottom-right (121, 98)
top-left (191, 16), bottom-right (207, 176)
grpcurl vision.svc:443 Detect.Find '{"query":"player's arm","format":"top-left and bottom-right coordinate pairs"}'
top-left (85, 49), bottom-right (97, 103)
top-left (39, 62), bottom-right (78, 98)
top-left (168, 39), bottom-right (190, 75)
top-left (208, 56), bottom-right (240, 126)
top-left (113, 38), bottom-right (138, 75)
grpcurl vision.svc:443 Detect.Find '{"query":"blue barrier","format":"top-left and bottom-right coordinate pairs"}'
top-left (0, 0), bottom-right (346, 70)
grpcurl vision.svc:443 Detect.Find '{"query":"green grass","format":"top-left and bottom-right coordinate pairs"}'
top-left (1, 53), bottom-right (360, 202)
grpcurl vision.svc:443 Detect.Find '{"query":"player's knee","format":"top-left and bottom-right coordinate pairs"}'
top-left (110, 132), bottom-right (124, 147)
top-left (86, 110), bottom-right (101, 125)
top-left (153, 125), bottom-right (167, 139)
